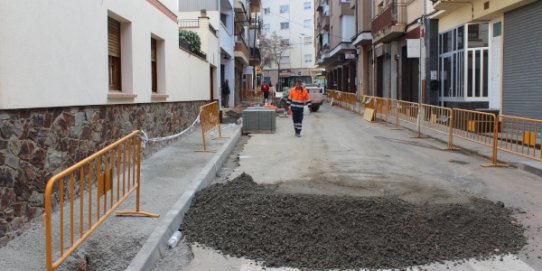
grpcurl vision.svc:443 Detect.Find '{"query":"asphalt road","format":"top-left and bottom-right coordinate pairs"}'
top-left (162, 103), bottom-right (542, 271)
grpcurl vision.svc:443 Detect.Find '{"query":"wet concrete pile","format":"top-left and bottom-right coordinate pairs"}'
top-left (181, 173), bottom-right (526, 270)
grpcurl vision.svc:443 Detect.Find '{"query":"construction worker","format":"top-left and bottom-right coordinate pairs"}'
top-left (287, 79), bottom-right (311, 137)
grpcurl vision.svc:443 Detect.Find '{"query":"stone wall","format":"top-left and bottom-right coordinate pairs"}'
top-left (0, 100), bottom-right (206, 245)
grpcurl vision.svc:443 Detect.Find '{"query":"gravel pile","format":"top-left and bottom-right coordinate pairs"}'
top-left (181, 173), bottom-right (526, 270)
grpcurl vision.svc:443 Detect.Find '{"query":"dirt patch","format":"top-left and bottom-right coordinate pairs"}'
top-left (181, 173), bottom-right (526, 270)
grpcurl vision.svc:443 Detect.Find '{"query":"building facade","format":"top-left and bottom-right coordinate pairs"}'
top-left (351, 0), bottom-right (373, 96)
top-left (261, 0), bottom-right (317, 89)
top-left (0, 0), bottom-right (214, 244)
top-left (179, 0), bottom-right (236, 107)
top-left (315, 0), bottom-right (356, 93)
top-left (430, 0), bottom-right (536, 112)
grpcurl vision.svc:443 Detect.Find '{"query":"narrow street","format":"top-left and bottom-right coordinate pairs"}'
top-left (156, 103), bottom-right (542, 270)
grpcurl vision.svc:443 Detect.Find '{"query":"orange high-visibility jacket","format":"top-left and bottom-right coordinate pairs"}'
top-left (287, 87), bottom-right (311, 109)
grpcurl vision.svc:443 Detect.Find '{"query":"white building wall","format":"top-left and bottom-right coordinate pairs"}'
top-left (179, 9), bottom-right (234, 107)
top-left (0, 0), bottom-right (210, 110)
top-left (261, 0), bottom-right (316, 72)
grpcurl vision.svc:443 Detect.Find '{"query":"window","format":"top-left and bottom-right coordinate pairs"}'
top-left (304, 54), bottom-right (313, 63)
top-left (280, 22), bottom-right (289, 29)
top-left (108, 17), bottom-right (122, 90)
top-left (280, 56), bottom-right (290, 64)
top-left (280, 5), bottom-right (289, 13)
top-left (493, 22), bottom-right (502, 37)
top-left (438, 23), bottom-right (489, 101)
top-left (303, 36), bottom-right (312, 44)
top-left (220, 13), bottom-right (228, 27)
top-left (151, 38), bottom-right (157, 93)
top-left (264, 7), bottom-right (270, 14)
top-left (262, 24), bottom-right (270, 33)
top-left (304, 2), bottom-right (312, 10)
top-left (468, 23), bottom-right (489, 48)
top-left (304, 19), bottom-right (312, 29)
top-left (281, 39), bottom-right (290, 46)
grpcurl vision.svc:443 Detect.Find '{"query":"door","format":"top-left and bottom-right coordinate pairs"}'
top-left (376, 56), bottom-right (384, 97)
top-left (489, 19), bottom-right (502, 110)
top-left (210, 66), bottom-right (215, 102)
top-left (440, 55), bottom-right (453, 100)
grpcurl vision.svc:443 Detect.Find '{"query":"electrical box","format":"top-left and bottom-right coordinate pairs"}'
top-left (242, 107), bottom-right (276, 134)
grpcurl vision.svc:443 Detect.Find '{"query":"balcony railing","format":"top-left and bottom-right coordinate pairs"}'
top-left (179, 19), bottom-right (199, 28)
top-left (372, 5), bottom-right (394, 35)
top-left (235, 34), bottom-right (250, 62)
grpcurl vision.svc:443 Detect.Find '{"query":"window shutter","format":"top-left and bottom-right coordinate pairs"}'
top-left (108, 17), bottom-right (121, 57)
top-left (151, 38), bottom-right (157, 61)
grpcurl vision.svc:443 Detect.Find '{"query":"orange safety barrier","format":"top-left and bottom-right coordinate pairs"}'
top-left (44, 131), bottom-right (159, 271)
top-left (498, 115), bottom-right (542, 162)
top-left (195, 101), bottom-right (224, 152)
top-left (395, 100), bottom-right (419, 126)
top-left (420, 104), bottom-right (455, 149)
top-left (452, 108), bottom-right (499, 166)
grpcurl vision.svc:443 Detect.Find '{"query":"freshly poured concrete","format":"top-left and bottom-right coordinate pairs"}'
top-left (167, 104), bottom-right (542, 271)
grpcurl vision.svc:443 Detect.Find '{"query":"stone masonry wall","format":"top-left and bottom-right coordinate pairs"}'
top-left (0, 100), bottom-right (206, 246)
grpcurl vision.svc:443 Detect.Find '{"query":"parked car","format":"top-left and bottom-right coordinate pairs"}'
top-left (278, 83), bottom-right (324, 112)
top-left (304, 83), bottom-right (324, 112)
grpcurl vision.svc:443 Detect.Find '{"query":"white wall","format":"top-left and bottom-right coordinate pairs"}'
top-left (0, 0), bottom-right (210, 110)
top-left (261, 0), bottom-right (316, 71)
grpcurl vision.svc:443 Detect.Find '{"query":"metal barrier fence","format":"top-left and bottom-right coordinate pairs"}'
top-left (420, 104), bottom-right (455, 149)
top-left (44, 131), bottom-right (159, 271)
top-left (328, 93), bottom-right (542, 166)
top-left (241, 90), bottom-right (263, 101)
top-left (498, 115), bottom-right (542, 162)
top-left (195, 101), bottom-right (223, 152)
top-left (395, 100), bottom-right (419, 126)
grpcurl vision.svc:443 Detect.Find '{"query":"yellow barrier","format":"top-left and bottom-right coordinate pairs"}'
top-left (395, 100), bottom-right (419, 126)
top-left (45, 131), bottom-right (159, 271)
top-left (498, 115), bottom-right (542, 162)
top-left (242, 90), bottom-right (264, 101)
top-left (195, 101), bottom-right (224, 152)
top-left (452, 108), bottom-right (499, 166)
top-left (420, 104), bottom-right (455, 149)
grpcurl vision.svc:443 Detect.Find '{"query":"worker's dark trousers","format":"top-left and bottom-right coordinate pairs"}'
top-left (292, 108), bottom-right (304, 135)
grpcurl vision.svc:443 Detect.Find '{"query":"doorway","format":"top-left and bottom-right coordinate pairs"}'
top-left (376, 56), bottom-right (384, 97)
top-left (401, 46), bottom-right (419, 102)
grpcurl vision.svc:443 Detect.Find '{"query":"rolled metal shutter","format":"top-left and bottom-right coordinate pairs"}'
top-left (503, 1), bottom-right (542, 119)
top-left (108, 17), bottom-right (121, 57)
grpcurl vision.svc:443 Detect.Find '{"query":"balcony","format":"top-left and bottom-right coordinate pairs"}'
top-left (234, 35), bottom-right (250, 65)
top-left (371, 2), bottom-right (405, 44)
top-left (249, 47), bottom-right (261, 66)
top-left (321, 16), bottom-right (330, 31)
top-left (432, 0), bottom-right (472, 12)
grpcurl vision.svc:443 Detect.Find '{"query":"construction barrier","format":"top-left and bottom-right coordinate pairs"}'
top-left (195, 101), bottom-right (223, 152)
top-left (498, 115), bottom-right (542, 162)
top-left (328, 91), bottom-right (542, 166)
top-left (420, 104), bottom-right (455, 149)
top-left (44, 131), bottom-right (159, 271)
top-left (395, 100), bottom-right (419, 126)
top-left (241, 90), bottom-right (263, 101)
top-left (452, 109), bottom-right (500, 165)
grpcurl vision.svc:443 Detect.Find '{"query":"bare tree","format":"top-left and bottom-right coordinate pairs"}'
top-left (260, 32), bottom-right (290, 91)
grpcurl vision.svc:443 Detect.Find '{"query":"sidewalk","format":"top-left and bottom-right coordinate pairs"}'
top-left (348, 102), bottom-right (542, 177)
top-left (0, 123), bottom-right (241, 271)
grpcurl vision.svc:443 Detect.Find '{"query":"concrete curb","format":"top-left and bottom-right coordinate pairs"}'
top-left (125, 125), bottom-right (242, 271)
